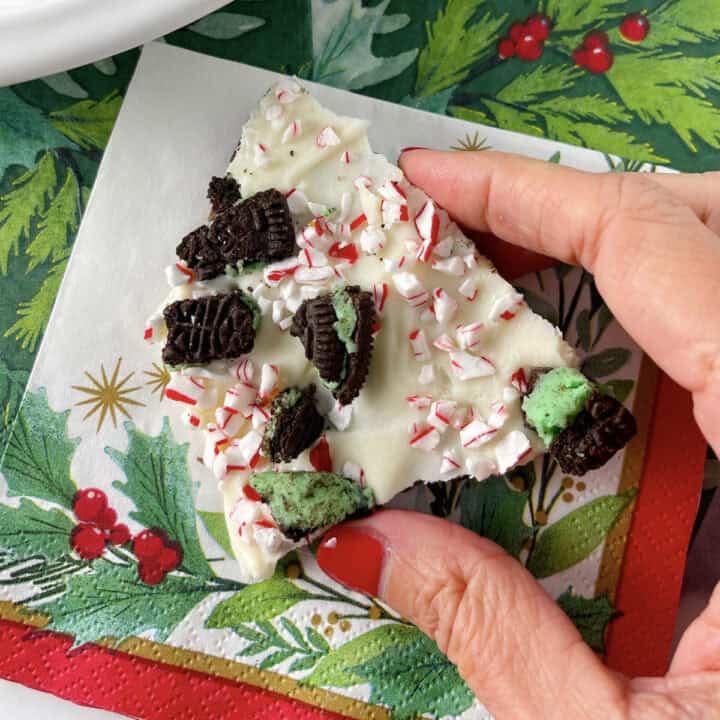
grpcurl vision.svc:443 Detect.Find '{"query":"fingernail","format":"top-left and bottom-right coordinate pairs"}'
top-left (316, 526), bottom-right (385, 597)
top-left (400, 146), bottom-right (427, 154)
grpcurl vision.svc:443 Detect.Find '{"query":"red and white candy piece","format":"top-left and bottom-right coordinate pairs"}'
top-left (316, 126), bottom-right (341, 148)
top-left (225, 442), bottom-right (251, 474)
top-left (381, 199), bottom-right (409, 226)
top-left (235, 429), bottom-right (264, 466)
top-left (433, 333), bottom-right (457, 352)
top-left (143, 312), bottom-right (164, 343)
top-left (439, 450), bottom-right (462, 478)
top-left (180, 409), bottom-right (201, 429)
top-left (489, 290), bottom-right (524, 322)
top-left (406, 394), bottom-right (433, 410)
top-left (360, 226), bottom-right (386, 254)
top-left (432, 288), bottom-right (458, 323)
top-left (488, 401), bottom-right (509, 429)
top-left (258, 363), bottom-right (279, 401)
top-left (449, 351), bottom-right (496, 380)
top-left (415, 200), bottom-right (440, 262)
top-left (342, 461), bottom-right (365, 486)
top-left (409, 424), bottom-right (440, 451)
top-left (299, 245), bottom-right (328, 268)
top-left (282, 119), bottom-right (302, 143)
top-left (275, 80), bottom-right (300, 104)
top-left (264, 258), bottom-right (299, 287)
top-left (419, 364), bottom-right (435, 385)
top-left (428, 400), bottom-right (457, 433)
top-left (254, 143), bottom-right (270, 168)
top-left (393, 272), bottom-right (429, 308)
top-left (466, 456), bottom-right (497, 481)
top-left (432, 235), bottom-right (455, 258)
top-left (458, 277), bottom-right (479, 302)
top-left (408, 328), bottom-right (431, 362)
top-left (215, 405), bottom-right (244, 436)
top-left (295, 265), bottom-right (337, 284)
top-left (456, 322), bottom-right (485, 350)
top-left (495, 430), bottom-right (532, 473)
top-left (265, 104), bottom-right (283, 122)
top-left (285, 187), bottom-right (308, 214)
top-left (165, 374), bottom-right (214, 409)
top-left (165, 261), bottom-right (195, 286)
top-left (431, 256), bottom-right (465, 276)
top-left (377, 180), bottom-right (407, 203)
top-left (460, 419), bottom-right (498, 448)
top-left (510, 368), bottom-right (529, 394)
top-left (328, 241), bottom-right (359, 264)
top-left (463, 253), bottom-right (478, 269)
top-left (354, 175), bottom-right (372, 191)
top-left (224, 382), bottom-right (257, 420)
top-left (232, 358), bottom-right (255, 384)
top-left (359, 187), bottom-right (382, 225)
top-left (503, 386), bottom-right (520, 404)
top-left (203, 423), bottom-right (230, 467)
top-left (252, 404), bottom-right (272, 430)
top-left (340, 150), bottom-right (351, 164)
top-left (328, 401), bottom-right (352, 431)
top-left (372, 282), bottom-right (389, 314)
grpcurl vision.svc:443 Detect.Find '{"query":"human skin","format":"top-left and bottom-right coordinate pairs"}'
top-left (316, 150), bottom-right (720, 719)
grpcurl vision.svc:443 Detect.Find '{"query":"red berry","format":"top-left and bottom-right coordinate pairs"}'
top-left (96, 506), bottom-right (117, 531)
top-left (138, 561), bottom-right (166, 585)
top-left (515, 35), bottom-right (544, 61)
top-left (70, 523), bottom-right (106, 560)
top-left (508, 22), bottom-right (525, 43)
top-left (158, 543), bottom-right (183, 572)
top-left (583, 29), bottom-right (609, 50)
top-left (620, 13), bottom-right (650, 43)
top-left (73, 488), bottom-right (107, 523)
top-left (109, 524), bottom-right (131, 546)
top-left (133, 529), bottom-right (165, 560)
top-left (585, 46), bottom-right (614, 73)
top-left (525, 13), bottom-right (552, 41)
top-left (573, 48), bottom-right (590, 67)
top-left (497, 38), bottom-right (515, 59)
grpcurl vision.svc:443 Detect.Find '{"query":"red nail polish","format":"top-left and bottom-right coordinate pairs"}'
top-left (316, 526), bottom-right (385, 597)
top-left (400, 146), bottom-right (427, 153)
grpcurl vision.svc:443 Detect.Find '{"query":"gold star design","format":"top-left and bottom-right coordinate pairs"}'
top-left (451, 131), bottom-right (490, 152)
top-left (144, 362), bottom-right (171, 399)
top-left (73, 357), bottom-right (145, 432)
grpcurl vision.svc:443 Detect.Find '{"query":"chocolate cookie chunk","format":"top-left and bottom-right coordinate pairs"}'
top-left (176, 189), bottom-right (296, 280)
top-left (550, 392), bottom-right (637, 476)
top-left (263, 386), bottom-right (324, 463)
top-left (162, 290), bottom-right (257, 366)
top-left (207, 175), bottom-right (241, 215)
top-left (290, 286), bottom-right (375, 406)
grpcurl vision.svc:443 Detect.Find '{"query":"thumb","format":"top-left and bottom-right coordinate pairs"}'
top-left (317, 509), bottom-right (625, 719)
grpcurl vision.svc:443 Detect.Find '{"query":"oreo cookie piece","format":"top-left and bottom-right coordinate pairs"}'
top-left (290, 286), bottom-right (375, 406)
top-left (207, 175), bottom-right (241, 215)
top-left (176, 189), bottom-right (296, 280)
top-left (162, 290), bottom-right (258, 366)
top-left (263, 386), bottom-right (324, 463)
top-left (550, 392), bottom-right (637, 476)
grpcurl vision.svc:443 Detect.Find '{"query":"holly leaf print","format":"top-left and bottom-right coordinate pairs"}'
top-left (557, 588), bottom-right (618, 653)
top-left (351, 633), bottom-right (474, 720)
top-left (107, 418), bottom-right (213, 577)
top-left (1, 388), bottom-right (79, 509)
top-left (38, 559), bottom-right (212, 648)
top-left (0, 498), bottom-right (74, 562)
top-left (0, 359), bottom-right (29, 453)
top-left (310, 0), bottom-right (417, 91)
top-left (50, 91), bottom-right (123, 152)
top-left (186, 12), bottom-right (265, 40)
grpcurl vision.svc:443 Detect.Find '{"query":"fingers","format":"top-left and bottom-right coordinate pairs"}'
top-left (317, 510), bottom-right (626, 719)
top-left (400, 150), bottom-right (720, 453)
top-left (670, 583), bottom-right (720, 675)
top-left (647, 172), bottom-right (720, 235)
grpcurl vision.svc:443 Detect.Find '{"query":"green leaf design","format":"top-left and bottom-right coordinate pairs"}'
top-left (557, 588), bottom-right (618, 653)
top-left (581, 347), bottom-right (631, 379)
top-left (448, 105), bottom-right (492, 124)
top-left (186, 12), bottom-right (265, 40)
top-left (545, 0), bottom-right (626, 33)
top-left (39, 560), bottom-right (211, 648)
top-left (0, 89), bottom-right (75, 170)
top-left (259, 649), bottom-right (295, 670)
top-left (304, 623), bottom-right (418, 688)
top-left (50, 91), bottom-right (123, 151)
top-left (642, 0), bottom-right (720, 49)
top-left (482, 99), bottom-right (544, 138)
top-left (402, 87), bottom-right (457, 114)
top-left (310, 0), bottom-right (418, 91)
top-left (496, 65), bottom-right (581, 105)
top-left (107, 418), bottom-right (212, 577)
top-left (599, 379), bottom-right (634, 404)
top-left (0, 498), bottom-right (74, 561)
top-left (198, 511), bottom-right (233, 557)
top-left (527, 489), bottom-right (637, 578)
top-left (548, 150), bottom-right (562, 164)
top-left (517, 286), bottom-right (559, 326)
top-left (0, 360), bottom-right (29, 451)
top-left (306, 626), bottom-right (331, 653)
top-left (576, 309), bottom-right (591, 352)
top-left (4, 256), bottom-right (68, 351)
top-left (1, 388), bottom-right (79, 508)
top-left (460, 476), bottom-right (532, 558)
top-left (0, 151), bottom-right (57, 274)
top-left (290, 655), bottom-right (321, 673)
top-left (25, 168), bottom-right (80, 272)
top-left (593, 304), bottom-right (614, 347)
top-left (608, 53), bottom-right (720, 152)
top-left (206, 578), bottom-right (313, 627)
top-left (351, 633), bottom-right (474, 720)
top-left (415, 0), bottom-right (507, 97)
top-left (41, 72), bottom-right (88, 99)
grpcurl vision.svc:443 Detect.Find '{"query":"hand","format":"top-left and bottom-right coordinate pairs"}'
top-left (316, 151), bottom-right (720, 719)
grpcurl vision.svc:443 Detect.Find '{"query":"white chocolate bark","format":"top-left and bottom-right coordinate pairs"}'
top-left (152, 79), bottom-right (576, 582)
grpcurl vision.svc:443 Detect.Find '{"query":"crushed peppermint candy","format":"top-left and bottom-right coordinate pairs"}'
top-left (432, 288), bottom-right (458, 323)
top-left (409, 424), bottom-right (440, 451)
top-left (428, 400), bottom-right (457, 433)
top-left (372, 282), bottom-right (389, 313)
top-left (466, 456), bottom-right (497, 481)
top-left (418, 364), bottom-right (435, 385)
top-left (415, 200), bottom-right (440, 262)
top-left (282, 119), bottom-right (301, 143)
top-left (460, 419), bottom-right (498, 449)
top-left (408, 328), bottom-right (431, 362)
top-left (360, 226), bottom-right (386, 254)
top-left (406, 394), bottom-right (433, 410)
top-left (488, 401), bottom-right (508, 429)
top-left (342, 461), bottom-right (365, 485)
top-left (510, 368), bottom-right (529, 394)
top-left (143, 312), bottom-right (164, 344)
top-left (433, 333), bottom-right (457, 352)
top-left (264, 258), bottom-right (299, 286)
top-left (489, 291), bottom-right (524, 322)
top-left (165, 261), bottom-right (195, 287)
top-left (216, 405), bottom-right (244, 436)
top-left (224, 382), bottom-right (257, 419)
top-left (457, 322), bottom-right (485, 350)
top-left (328, 401), bottom-right (352, 431)
top-left (254, 143), bottom-right (270, 167)
top-left (495, 430), bottom-right (532, 473)
top-left (449, 351), bottom-right (496, 380)
top-left (252, 404), bottom-right (272, 429)
top-left (285, 187), bottom-right (308, 214)
top-left (165, 374), bottom-right (214, 409)
top-left (458, 277), bottom-right (479, 301)
top-left (258, 363), bottom-right (279, 401)
top-left (316, 126), bottom-right (341, 148)
top-left (393, 272), bottom-right (429, 308)
top-left (180, 410), bottom-right (201, 428)
top-left (439, 450), bottom-right (462, 478)
top-left (432, 256), bottom-right (465, 276)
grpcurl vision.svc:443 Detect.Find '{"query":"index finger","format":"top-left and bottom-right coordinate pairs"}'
top-left (399, 150), bottom-right (720, 450)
